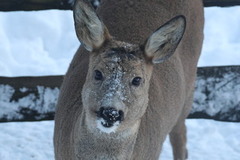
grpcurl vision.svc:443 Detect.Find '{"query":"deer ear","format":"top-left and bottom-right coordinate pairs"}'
top-left (73, 0), bottom-right (110, 51)
top-left (144, 16), bottom-right (186, 64)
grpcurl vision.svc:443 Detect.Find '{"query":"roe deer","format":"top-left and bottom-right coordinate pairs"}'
top-left (54, 0), bottom-right (204, 159)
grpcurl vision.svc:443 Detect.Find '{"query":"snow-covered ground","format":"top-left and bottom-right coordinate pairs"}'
top-left (0, 119), bottom-right (239, 160)
top-left (0, 6), bottom-right (240, 160)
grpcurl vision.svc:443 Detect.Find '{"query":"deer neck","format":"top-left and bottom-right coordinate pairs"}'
top-left (72, 110), bottom-right (141, 159)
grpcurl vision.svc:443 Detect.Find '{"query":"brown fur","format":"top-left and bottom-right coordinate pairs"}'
top-left (54, 0), bottom-right (204, 160)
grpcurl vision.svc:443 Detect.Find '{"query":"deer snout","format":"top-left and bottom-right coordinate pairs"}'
top-left (96, 107), bottom-right (124, 128)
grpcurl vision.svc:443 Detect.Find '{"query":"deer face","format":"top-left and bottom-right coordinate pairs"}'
top-left (82, 40), bottom-right (152, 133)
top-left (74, 0), bottom-right (186, 134)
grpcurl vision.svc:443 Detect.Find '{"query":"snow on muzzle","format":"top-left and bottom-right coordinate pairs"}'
top-left (96, 107), bottom-right (124, 128)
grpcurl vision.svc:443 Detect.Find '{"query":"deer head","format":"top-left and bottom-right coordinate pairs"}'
top-left (74, 0), bottom-right (186, 134)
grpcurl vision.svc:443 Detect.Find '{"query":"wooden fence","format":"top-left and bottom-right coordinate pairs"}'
top-left (1, 0), bottom-right (240, 11)
top-left (0, 0), bottom-right (240, 123)
top-left (0, 66), bottom-right (239, 123)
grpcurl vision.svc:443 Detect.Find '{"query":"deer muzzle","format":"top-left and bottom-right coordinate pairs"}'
top-left (96, 107), bottom-right (124, 128)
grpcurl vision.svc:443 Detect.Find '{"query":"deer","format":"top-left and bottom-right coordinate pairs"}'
top-left (54, 0), bottom-right (204, 159)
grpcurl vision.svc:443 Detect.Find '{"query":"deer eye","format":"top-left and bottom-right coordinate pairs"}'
top-left (94, 70), bottom-right (103, 80)
top-left (132, 77), bottom-right (142, 86)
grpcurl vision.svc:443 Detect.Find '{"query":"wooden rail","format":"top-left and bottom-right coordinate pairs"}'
top-left (1, 0), bottom-right (240, 12)
top-left (0, 0), bottom-right (72, 12)
top-left (0, 66), bottom-right (239, 123)
top-left (204, 0), bottom-right (240, 7)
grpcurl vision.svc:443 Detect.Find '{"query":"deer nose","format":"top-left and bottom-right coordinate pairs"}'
top-left (97, 107), bottom-right (124, 127)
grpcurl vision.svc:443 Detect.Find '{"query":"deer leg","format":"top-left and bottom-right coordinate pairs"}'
top-left (169, 119), bottom-right (188, 160)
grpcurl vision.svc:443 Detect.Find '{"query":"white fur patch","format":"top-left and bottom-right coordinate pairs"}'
top-left (96, 119), bottom-right (120, 134)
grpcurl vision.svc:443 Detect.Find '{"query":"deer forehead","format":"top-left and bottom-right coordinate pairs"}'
top-left (93, 43), bottom-right (145, 73)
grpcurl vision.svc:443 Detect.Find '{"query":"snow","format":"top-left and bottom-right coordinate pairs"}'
top-left (160, 120), bottom-right (240, 160)
top-left (199, 7), bottom-right (240, 67)
top-left (0, 121), bottom-right (54, 160)
top-left (192, 67), bottom-right (240, 121)
top-left (0, 119), bottom-right (239, 160)
top-left (0, 6), bottom-right (240, 160)
top-left (101, 54), bottom-right (127, 107)
top-left (0, 10), bottom-right (79, 77)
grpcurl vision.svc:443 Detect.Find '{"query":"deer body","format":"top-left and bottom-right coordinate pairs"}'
top-left (54, 0), bottom-right (204, 160)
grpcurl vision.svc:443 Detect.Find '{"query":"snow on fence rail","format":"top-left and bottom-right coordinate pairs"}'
top-left (0, 66), bottom-right (239, 123)
top-left (1, 0), bottom-right (240, 11)
top-left (0, 76), bottom-right (62, 122)
top-left (189, 66), bottom-right (240, 122)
